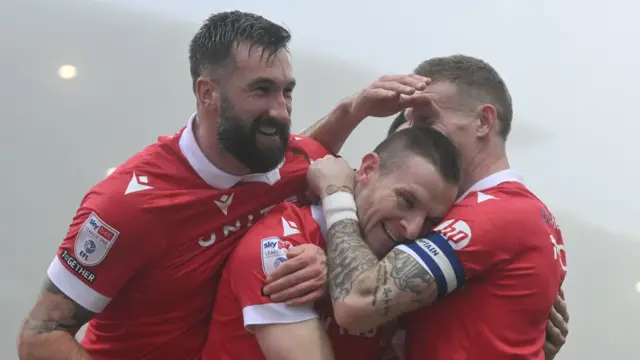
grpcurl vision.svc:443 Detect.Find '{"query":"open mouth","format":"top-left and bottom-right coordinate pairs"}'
top-left (382, 222), bottom-right (399, 243)
top-left (257, 125), bottom-right (278, 136)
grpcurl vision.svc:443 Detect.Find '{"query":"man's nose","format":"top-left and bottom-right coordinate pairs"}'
top-left (402, 215), bottom-right (425, 240)
top-left (268, 95), bottom-right (291, 125)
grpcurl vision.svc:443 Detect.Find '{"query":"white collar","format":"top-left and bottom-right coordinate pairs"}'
top-left (456, 169), bottom-right (525, 203)
top-left (178, 113), bottom-right (283, 189)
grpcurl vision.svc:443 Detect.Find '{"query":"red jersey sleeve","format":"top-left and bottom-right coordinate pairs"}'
top-left (226, 204), bottom-right (324, 329)
top-left (396, 191), bottom-right (523, 299)
top-left (46, 180), bottom-right (166, 314)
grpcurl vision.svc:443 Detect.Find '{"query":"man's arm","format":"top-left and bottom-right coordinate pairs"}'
top-left (300, 98), bottom-right (360, 155)
top-left (326, 219), bottom-right (438, 332)
top-left (300, 75), bottom-right (433, 154)
top-left (18, 279), bottom-right (93, 360)
top-left (254, 320), bottom-right (335, 360)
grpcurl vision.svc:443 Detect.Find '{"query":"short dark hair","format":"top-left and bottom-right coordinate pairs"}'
top-left (387, 111), bottom-right (408, 137)
top-left (373, 127), bottom-right (461, 185)
top-left (189, 11), bottom-right (291, 91)
top-left (414, 54), bottom-right (513, 140)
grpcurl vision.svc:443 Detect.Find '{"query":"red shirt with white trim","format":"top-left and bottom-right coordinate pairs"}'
top-left (203, 203), bottom-right (388, 360)
top-left (395, 170), bottom-right (567, 360)
top-left (47, 114), bottom-right (329, 360)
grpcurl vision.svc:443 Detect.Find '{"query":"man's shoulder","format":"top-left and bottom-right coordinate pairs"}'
top-left (442, 182), bottom-right (557, 252)
top-left (87, 133), bottom-right (199, 211)
top-left (453, 182), bottom-right (548, 222)
top-left (243, 202), bottom-right (317, 241)
top-left (287, 135), bottom-right (331, 161)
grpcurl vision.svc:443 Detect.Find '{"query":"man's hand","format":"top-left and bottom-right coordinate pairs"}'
top-left (544, 292), bottom-right (569, 360)
top-left (263, 244), bottom-right (327, 305)
top-left (306, 155), bottom-right (356, 201)
top-left (347, 74), bottom-right (434, 122)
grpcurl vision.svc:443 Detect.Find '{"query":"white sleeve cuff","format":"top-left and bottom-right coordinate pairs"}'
top-left (242, 302), bottom-right (318, 330)
top-left (47, 256), bottom-right (111, 313)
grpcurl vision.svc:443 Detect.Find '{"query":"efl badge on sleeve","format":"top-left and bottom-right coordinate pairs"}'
top-left (74, 212), bottom-right (120, 266)
top-left (260, 237), bottom-right (293, 276)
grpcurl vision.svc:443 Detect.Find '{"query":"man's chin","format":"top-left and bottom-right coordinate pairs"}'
top-left (246, 153), bottom-right (286, 173)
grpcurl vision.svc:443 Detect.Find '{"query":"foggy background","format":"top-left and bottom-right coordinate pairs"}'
top-left (1, 0), bottom-right (638, 358)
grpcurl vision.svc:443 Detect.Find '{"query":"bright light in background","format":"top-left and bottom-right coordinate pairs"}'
top-left (105, 167), bottom-right (116, 176)
top-left (636, 281), bottom-right (640, 293)
top-left (57, 65), bottom-right (77, 80)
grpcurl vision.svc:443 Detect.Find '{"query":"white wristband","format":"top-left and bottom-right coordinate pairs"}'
top-left (322, 192), bottom-right (358, 229)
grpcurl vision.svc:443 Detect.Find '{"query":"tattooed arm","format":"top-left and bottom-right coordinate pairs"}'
top-left (326, 220), bottom-right (438, 333)
top-left (18, 279), bottom-right (94, 360)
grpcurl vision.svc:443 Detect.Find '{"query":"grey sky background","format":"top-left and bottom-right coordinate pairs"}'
top-left (0, 0), bottom-right (637, 358)
top-left (105, 0), bottom-right (640, 240)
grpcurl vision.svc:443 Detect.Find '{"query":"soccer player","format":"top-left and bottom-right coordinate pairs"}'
top-left (269, 55), bottom-right (568, 360)
top-left (203, 126), bottom-right (461, 360)
top-left (17, 11), bottom-right (436, 360)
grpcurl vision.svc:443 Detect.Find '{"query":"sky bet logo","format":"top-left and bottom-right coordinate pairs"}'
top-left (263, 239), bottom-right (293, 250)
top-left (88, 218), bottom-right (100, 230)
top-left (263, 241), bottom-right (278, 249)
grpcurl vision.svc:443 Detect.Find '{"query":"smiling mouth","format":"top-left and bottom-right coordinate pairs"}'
top-left (257, 125), bottom-right (278, 136)
top-left (382, 222), bottom-right (399, 243)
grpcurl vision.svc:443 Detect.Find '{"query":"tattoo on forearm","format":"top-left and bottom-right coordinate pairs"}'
top-left (326, 219), bottom-right (377, 302)
top-left (325, 184), bottom-right (354, 196)
top-left (385, 249), bottom-right (437, 304)
top-left (371, 250), bottom-right (436, 316)
top-left (326, 219), bottom-right (438, 326)
top-left (22, 280), bottom-right (95, 335)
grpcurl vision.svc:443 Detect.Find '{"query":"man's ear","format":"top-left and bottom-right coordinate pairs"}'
top-left (195, 77), bottom-right (221, 110)
top-left (475, 103), bottom-right (498, 138)
top-left (357, 152), bottom-right (381, 184)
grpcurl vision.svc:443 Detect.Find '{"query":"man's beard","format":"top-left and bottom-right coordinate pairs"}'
top-left (216, 97), bottom-right (290, 174)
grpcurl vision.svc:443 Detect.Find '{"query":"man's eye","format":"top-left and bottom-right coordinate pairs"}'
top-left (399, 194), bottom-right (415, 209)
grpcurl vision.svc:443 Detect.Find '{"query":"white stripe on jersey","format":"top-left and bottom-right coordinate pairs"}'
top-left (242, 302), bottom-right (318, 331)
top-left (47, 256), bottom-right (112, 313)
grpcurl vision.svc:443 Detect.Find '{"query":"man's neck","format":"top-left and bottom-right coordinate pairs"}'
top-left (193, 112), bottom-right (251, 177)
top-left (459, 147), bottom-right (510, 197)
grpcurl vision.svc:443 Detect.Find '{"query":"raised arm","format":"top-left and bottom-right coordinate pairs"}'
top-left (300, 98), bottom-right (359, 155)
top-left (19, 280), bottom-right (94, 360)
top-left (300, 75), bottom-right (433, 154)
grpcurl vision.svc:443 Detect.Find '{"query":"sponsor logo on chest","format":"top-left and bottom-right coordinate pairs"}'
top-left (198, 195), bottom-right (298, 247)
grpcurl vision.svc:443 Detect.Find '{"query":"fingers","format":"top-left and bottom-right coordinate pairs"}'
top-left (543, 340), bottom-right (558, 358)
top-left (284, 287), bottom-right (325, 306)
top-left (545, 318), bottom-right (567, 349)
top-left (398, 93), bottom-right (437, 109)
top-left (266, 269), bottom-right (327, 303)
top-left (378, 74), bottom-right (430, 89)
top-left (265, 252), bottom-right (306, 286)
top-left (549, 306), bottom-right (569, 337)
top-left (264, 245), bottom-right (327, 301)
top-left (553, 295), bottom-right (569, 323)
top-left (371, 75), bottom-right (431, 95)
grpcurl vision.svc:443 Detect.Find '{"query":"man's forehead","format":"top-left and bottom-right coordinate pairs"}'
top-left (233, 43), bottom-right (292, 77)
top-left (421, 81), bottom-right (459, 104)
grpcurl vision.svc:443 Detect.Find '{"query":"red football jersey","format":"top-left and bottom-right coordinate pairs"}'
top-left (203, 203), bottom-right (388, 360)
top-left (46, 114), bottom-right (329, 360)
top-left (396, 170), bottom-right (567, 360)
